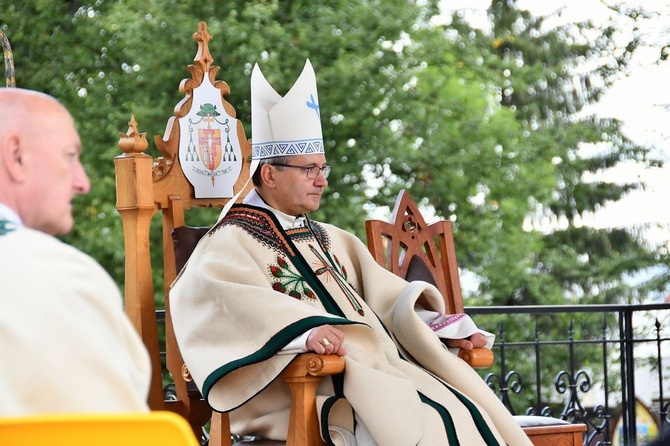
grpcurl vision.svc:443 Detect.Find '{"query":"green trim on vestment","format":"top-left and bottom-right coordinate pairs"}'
top-left (229, 205), bottom-right (347, 317)
top-left (448, 385), bottom-right (502, 445)
top-left (322, 372), bottom-right (348, 444)
top-left (202, 316), bottom-right (358, 404)
top-left (419, 392), bottom-right (459, 445)
top-left (289, 249), bottom-right (346, 317)
top-left (320, 394), bottom-right (346, 446)
top-left (283, 223), bottom-right (347, 318)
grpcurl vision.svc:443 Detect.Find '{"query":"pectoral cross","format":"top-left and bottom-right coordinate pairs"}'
top-left (310, 244), bottom-right (364, 315)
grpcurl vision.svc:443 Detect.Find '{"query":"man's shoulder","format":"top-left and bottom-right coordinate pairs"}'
top-left (224, 203), bottom-right (274, 222)
top-left (1, 224), bottom-right (108, 274)
top-left (212, 204), bottom-right (279, 235)
top-left (0, 223), bottom-right (58, 249)
top-left (309, 220), bottom-right (360, 241)
top-left (0, 225), bottom-right (120, 306)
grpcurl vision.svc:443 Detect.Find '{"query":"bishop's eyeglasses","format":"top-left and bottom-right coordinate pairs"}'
top-left (272, 163), bottom-right (332, 179)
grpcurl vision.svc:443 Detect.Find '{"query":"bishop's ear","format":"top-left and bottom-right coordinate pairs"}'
top-left (259, 163), bottom-right (278, 189)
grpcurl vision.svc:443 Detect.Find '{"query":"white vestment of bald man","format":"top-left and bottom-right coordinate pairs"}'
top-left (0, 205), bottom-right (151, 415)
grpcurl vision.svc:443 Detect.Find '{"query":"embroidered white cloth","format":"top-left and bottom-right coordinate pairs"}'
top-left (416, 307), bottom-right (495, 350)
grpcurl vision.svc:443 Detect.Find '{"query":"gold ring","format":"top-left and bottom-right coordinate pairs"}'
top-left (321, 337), bottom-right (331, 347)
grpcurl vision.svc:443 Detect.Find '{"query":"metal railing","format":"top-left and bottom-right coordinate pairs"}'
top-left (156, 302), bottom-right (670, 445)
top-left (467, 303), bottom-right (670, 446)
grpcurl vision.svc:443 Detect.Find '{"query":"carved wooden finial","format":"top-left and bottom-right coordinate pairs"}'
top-left (192, 21), bottom-right (213, 73)
top-left (118, 115), bottom-right (149, 154)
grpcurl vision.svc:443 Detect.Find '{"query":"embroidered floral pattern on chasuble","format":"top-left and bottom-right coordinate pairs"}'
top-left (268, 254), bottom-right (317, 301)
top-left (211, 206), bottom-right (297, 256)
top-left (212, 205), bottom-right (360, 310)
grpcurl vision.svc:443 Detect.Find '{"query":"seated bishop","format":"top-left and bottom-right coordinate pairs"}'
top-left (170, 59), bottom-right (532, 446)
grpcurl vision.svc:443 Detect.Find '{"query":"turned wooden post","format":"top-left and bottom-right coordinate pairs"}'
top-left (114, 116), bottom-right (164, 410)
top-left (282, 354), bottom-right (346, 446)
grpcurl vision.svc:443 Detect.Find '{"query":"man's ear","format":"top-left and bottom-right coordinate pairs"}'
top-left (0, 134), bottom-right (26, 182)
top-left (260, 163), bottom-right (277, 189)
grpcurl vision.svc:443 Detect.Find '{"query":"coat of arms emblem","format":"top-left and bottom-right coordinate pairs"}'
top-left (179, 76), bottom-right (243, 198)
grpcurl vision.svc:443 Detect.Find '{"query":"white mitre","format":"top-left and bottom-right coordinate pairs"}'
top-left (215, 60), bottom-right (325, 223)
top-left (251, 59), bottom-right (324, 160)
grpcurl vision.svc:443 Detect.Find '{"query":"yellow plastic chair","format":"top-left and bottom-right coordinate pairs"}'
top-left (0, 411), bottom-right (199, 446)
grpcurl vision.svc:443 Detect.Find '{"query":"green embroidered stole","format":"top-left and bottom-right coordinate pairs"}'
top-left (218, 204), bottom-right (362, 318)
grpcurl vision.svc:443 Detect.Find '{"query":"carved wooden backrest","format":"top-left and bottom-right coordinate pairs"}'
top-left (365, 190), bottom-right (500, 369)
top-left (365, 189), bottom-right (464, 314)
top-left (365, 191), bottom-right (593, 444)
top-left (114, 22), bottom-right (251, 439)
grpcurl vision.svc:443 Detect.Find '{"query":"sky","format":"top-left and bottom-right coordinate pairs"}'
top-left (441, 0), bottom-right (670, 248)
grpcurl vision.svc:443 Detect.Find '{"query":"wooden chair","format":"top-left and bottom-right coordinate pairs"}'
top-left (365, 189), bottom-right (587, 446)
top-left (114, 22), bottom-right (343, 446)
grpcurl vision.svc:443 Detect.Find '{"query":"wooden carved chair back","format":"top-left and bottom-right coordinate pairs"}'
top-left (115, 22), bottom-right (344, 446)
top-left (365, 190), bottom-right (587, 445)
top-left (365, 189), bottom-right (464, 314)
top-left (114, 22), bottom-right (252, 443)
top-left (365, 189), bottom-right (496, 367)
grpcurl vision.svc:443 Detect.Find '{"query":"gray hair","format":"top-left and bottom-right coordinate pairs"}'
top-left (252, 155), bottom-right (292, 187)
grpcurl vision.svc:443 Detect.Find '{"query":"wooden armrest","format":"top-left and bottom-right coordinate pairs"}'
top-left (282, 353), bottom-right (346, 378)
top-left (281, 354), bottom-right (345, 446)
top-left (458, 347), bottom-right (494, 369)
top-left (197, 354), bottom-right (346, 446)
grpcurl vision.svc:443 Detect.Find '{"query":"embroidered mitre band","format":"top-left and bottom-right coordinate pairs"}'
top-left (251, 59), bottom-right (324, 160)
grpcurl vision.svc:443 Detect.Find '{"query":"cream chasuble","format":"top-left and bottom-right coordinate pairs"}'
top-left (171, 204), bottom-right (532, 445)
top-left (0, 208), bottom-right (151, 415)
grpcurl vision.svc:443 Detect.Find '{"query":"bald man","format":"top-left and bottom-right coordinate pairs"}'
top-left (0, 88), bottom-right (151, 415)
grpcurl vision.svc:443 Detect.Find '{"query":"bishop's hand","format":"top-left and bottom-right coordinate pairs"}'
top-left (306, 325), bottom-right (347, 356)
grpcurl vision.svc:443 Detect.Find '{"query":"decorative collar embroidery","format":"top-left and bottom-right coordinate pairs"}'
top-left (0, 219), bottom-right (17, 237)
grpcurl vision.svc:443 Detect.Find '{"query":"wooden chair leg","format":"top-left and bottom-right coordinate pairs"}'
top-left (283, 374), bottom-right (324, 446)
top-left (281, 354), bottom-right (345, 446)
top-left (208, 411), bottom-right (232, 446)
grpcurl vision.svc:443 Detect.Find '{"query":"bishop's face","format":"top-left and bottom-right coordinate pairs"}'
top-left (263, 154), bottom-right (329, 216)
